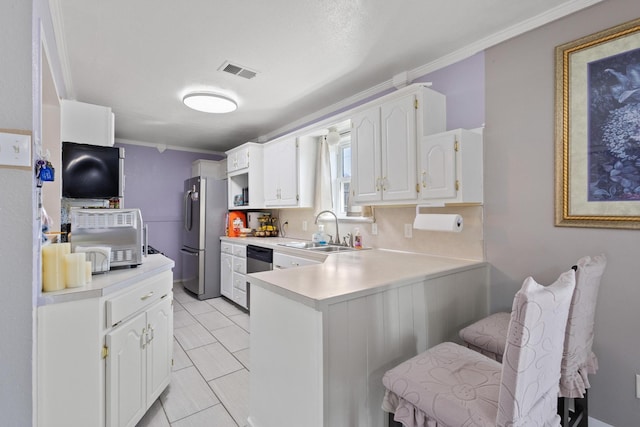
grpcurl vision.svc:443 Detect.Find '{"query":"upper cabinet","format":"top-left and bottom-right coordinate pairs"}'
top-left (225, 142), bottom-right (264, 209)
top-left (61, 100), bottom-right (115, 146)
top-left (351, 86), bottom-right (446, 205)
top-left (263, 136), bottom-right (316, 208)
top-left (227, 144), bottom-right (252, 173)
top-left (418, 128), bottom-right (483, 205)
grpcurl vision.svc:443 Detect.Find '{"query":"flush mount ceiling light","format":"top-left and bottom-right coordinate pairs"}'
top-left (182, 92), bottom-right (237, 113)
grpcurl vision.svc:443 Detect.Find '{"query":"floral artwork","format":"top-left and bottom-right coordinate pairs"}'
top-left (556, 17), bottom-right (640, 229)
top-left (588, 49), bottom-right (640, 201)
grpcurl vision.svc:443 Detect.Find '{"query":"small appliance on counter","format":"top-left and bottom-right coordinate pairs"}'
top-left (246, 211), bottom-right (270, 231)
top-left (227, 211), bottom-right (246, 237)
top-left (70, 208), bottom-right (145, 270)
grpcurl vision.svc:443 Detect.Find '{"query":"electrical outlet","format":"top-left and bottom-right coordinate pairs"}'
top-left (302, 220), bottom-right (308, 231)
top-left (371, 223), bottom-right (378, 235)
top-left (636, 374), bottom-right (640, 399)
top-left (404, 223), bottom-right (412, 238)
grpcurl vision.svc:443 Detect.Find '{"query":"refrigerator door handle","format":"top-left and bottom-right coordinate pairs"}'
top-left (184, 190), bottom-right (193, 231)
top-left (180, 248), bottom-right (199, 256)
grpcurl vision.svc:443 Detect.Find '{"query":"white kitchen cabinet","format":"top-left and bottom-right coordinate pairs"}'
top-left (273, 252), bottom-right (321, 269)
top-left (226, 142), bottom-right (264, 209)
top-left (105, 277), bottom-right (173, 427)
top-left (106, 294), bottom-right (172, 427)
top-left (351, 86), bottom-right (446, 205)
top-left (418, 128), bottom-right (483, 205)
top-left (220, 252), bottom-right (233, 298)
top-left (263, 136), bottom-right (316, 208)
top-left (37, 258), bottom-right (174, 427)
top-left (220, 240), bottom-right (248, 309)
top-left (61, 99), bottom-right (115, 146)
top-left (192, 159), bottom-right (225, 179)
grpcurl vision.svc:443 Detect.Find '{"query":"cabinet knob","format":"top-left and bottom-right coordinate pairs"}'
top-left (421, 171), bottom-right (427, 188)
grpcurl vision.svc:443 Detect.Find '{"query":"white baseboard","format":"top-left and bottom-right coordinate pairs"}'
top-left (589, 417), bottom-right (613, 427)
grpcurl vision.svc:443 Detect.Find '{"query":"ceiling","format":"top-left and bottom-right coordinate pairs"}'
top-left (50, 0), bottom-right (599, 153)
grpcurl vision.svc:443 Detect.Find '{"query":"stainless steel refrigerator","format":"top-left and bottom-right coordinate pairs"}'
top-left (181, 176), bottom-right (227, 300)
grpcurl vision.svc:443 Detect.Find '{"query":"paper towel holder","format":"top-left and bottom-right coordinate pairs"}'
top-left (413, 205), bottom-right (463, 232)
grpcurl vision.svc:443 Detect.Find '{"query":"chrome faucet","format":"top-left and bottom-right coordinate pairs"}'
top-left (315, 210), bottom-right (340, 246)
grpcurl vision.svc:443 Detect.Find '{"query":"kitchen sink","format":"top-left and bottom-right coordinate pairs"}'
top-left (278, 241), bottom-right (367, 253)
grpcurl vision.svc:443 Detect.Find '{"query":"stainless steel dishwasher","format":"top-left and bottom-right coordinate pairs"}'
top-left (246, 245), bottom-right (273, 310)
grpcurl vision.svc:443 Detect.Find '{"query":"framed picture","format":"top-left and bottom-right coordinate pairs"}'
top-left (555, 17), bottom-right (640, 229)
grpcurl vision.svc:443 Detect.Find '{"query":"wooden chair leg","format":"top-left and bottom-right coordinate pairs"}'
top-left (558, 396), bottom-right (570, 427)
top-left (558, 389), bottom-right (589, 427)
top-left (388, 411), bottom-right (403, 427)
top-left (575, 389), bottom-right (589, 427)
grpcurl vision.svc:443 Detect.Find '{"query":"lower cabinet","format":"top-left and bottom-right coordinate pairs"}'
top-left (106, 296), bottom-right (173, 427)
top-left (273, 252), bottom-right (321, 269)
top-left (220, 252), bottom-right (233, 298)
top-left (37, 264), bottom-right (174, 427)
top-left (220, 240), bottom-right (248, 309)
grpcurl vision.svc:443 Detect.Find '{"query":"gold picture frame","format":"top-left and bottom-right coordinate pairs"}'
top-left (555, 17), bottom-right (640, 229)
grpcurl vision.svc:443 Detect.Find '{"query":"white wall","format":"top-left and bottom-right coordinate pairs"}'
top-left (0, 0), bottom-right (35, 424)
top-left (484, 0), bottom-right (640, 424)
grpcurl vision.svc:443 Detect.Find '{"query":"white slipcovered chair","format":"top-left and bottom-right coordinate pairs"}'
top-left (458, 255), bottom-right (606, 427)
top-left (382, 269), bottom-right (576, 427)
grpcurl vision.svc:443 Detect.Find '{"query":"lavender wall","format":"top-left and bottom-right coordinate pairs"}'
top-left (415, 53), bottom-right (485, 130)
top-left (116, 142), bottom-right (223, 280)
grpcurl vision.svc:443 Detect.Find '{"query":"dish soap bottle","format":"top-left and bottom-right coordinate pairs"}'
top-left (353, 227), bottom-right (362, 249)
top-left (312, 224), bottom-right (328, 245)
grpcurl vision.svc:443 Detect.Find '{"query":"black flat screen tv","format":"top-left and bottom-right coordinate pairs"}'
top-left (62, 142), bottom-right (121, 199)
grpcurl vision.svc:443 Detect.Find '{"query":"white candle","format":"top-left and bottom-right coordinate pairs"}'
top-left (85, 261), bottom-right (93, 284)
top-left (64, 253), bottom-right (87, 288)
top-left (42, 244), bottom-right (65, 292)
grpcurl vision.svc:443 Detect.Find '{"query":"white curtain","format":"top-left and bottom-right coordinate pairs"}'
top-left (314, 136), bottom-right (333, 216)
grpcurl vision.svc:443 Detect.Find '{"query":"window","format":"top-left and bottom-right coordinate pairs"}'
top-left (332, 132), bottom-right (365, 218)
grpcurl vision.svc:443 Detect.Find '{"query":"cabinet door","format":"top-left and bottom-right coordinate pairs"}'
top-left (273, 252), bottom-right (321, 269)
top-left (145, 296), bottom-right (173, 404)
top-left (418, 132), bottom-right (457, 200)
top-left (381, 94), bottom-right (417, 201)
top-left (106, 312), bottom-right (147, 427)
top-left (236, 146), bottom-right (250, 170)
top-left (220, 253), bottom-right (233, 298)
top-left (264, 138), bottom-right (299, 206)
top-left (351, 106), bottom-right (382, 203)
top-left (277, 139), bottom-right (299, 206)
top-left (263, 142), bottom-right (280, 204)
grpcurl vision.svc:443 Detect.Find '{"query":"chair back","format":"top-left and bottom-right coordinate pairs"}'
top-left (559, 254), bottom-right (606, 398)
top-left (497, 269), bottom-right (576, 426)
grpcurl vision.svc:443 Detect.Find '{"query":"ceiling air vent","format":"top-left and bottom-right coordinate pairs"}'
top-left (219, 61), bottom-right (257, 80)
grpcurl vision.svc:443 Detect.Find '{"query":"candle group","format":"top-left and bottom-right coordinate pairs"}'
top-left (42, 243), bottom-right (93, 292)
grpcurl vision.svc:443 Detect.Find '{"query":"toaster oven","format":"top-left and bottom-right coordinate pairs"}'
top-left (70, 208), bottom-right (145, 271)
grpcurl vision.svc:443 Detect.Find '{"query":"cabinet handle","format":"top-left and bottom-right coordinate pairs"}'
top-left (141, 327), bottom-right (147, 349)
top-left (147, 324), bottom-right (155, 344)
top-left (422, 171), bottom-right (427, 188)
top-left (382, 177), bottom-right (388, 191)
top-left (140, 291), bottom-right (154, 301)
top-left (375, 177), bottom-right (381, 191)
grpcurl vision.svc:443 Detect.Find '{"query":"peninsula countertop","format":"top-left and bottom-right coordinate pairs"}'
top-left (37, 254), bottom-right (175, 306)
top-left (248, 248), bottom-right (486, 309)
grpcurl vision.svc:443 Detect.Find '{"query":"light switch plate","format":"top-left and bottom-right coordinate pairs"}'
top-left (371, 223), bottom-right (378, 235)
top-left (0, 131), bottom-right (31, 167)
top-left (404, 223), bottom-right (412, 238)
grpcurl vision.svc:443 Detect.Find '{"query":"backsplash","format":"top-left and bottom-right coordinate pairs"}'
top-left (275, 205), bottom-right (484, 261)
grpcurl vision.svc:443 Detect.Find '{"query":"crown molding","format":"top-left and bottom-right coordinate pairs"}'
top-left (115, 138), bottom-right (226, 156)
top-left (262, 0), bottom-right (604, 142)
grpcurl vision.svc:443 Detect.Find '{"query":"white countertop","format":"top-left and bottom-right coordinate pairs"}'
top-left (247, 248), bottom-right (486, 309)
top-left (37, 254), bottom-right (175, 306)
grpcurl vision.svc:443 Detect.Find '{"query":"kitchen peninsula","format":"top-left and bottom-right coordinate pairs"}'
top-left (246, 248), bottom-right (488, 427)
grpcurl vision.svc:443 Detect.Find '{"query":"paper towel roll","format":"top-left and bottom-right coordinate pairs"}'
top-left (413, 213), bottom-right (463, 232)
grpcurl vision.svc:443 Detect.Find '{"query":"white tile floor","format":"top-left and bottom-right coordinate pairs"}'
top-left (137, 284), bottom-right (250, 427)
